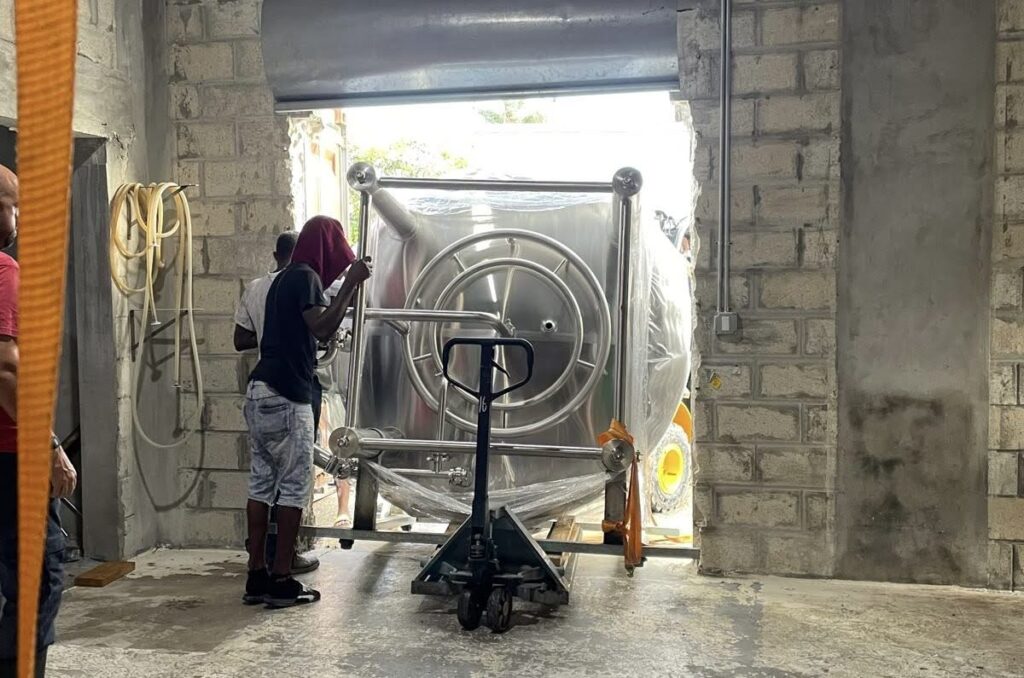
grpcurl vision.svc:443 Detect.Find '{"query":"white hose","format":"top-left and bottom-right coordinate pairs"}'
top-left (109, 183), bottom-right (204, 448)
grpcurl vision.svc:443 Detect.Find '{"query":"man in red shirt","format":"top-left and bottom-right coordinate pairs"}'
top-left (0, 164), bottom-right (77, 677)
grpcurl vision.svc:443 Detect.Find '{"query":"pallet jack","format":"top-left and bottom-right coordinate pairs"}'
top-left (412, 337), bottom-right (571, 633)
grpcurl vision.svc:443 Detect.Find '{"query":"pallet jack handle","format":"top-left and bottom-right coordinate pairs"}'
top-left (441, 337), bottom-right (535, 404)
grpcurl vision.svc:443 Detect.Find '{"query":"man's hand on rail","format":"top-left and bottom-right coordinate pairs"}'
top-left (51, 445), bottom-right (77, 499)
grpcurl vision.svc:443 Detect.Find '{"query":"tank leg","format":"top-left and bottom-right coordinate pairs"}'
top-left (352, 463), bottom-right (378, 531)
top-left (603, 479), bottom-right (626, 545)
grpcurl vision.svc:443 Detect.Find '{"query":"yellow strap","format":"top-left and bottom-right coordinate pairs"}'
top-left (15, 0), bottom-right (77, 675)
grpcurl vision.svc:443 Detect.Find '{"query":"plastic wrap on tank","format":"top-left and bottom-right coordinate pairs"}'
top-left (347, 185), bottom-right (692, 526)
top-left (366, 460), bottom-right (609, 526)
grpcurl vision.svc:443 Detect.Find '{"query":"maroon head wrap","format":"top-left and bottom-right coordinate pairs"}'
top-left (291, 215), bottom-right (356, 287)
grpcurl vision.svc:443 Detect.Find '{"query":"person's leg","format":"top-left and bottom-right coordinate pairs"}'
top-left (35, 501), bottom-right (65, 668)
top-left (243, 382), bottom-right (282, 603)
top-left (0, 527), bottom-right (15, 677)
top-left (265, 402), bottom-right (319, 607)
top-left (246, 500), bottom-right (270, 572)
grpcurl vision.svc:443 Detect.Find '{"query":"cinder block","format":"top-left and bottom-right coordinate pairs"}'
top-left (693, 445), bottom-right (755, 482)
top-left (758, 184), bottom-right (831, 226)
top-left (693, 483), bottom-right (713, 527)
top-left (190, 200), bottom-right (239, 236)
top-left (997, 406), bottom-right (1024, 448)
top-left (192, 276), bottom-right (241, 314)
top-left (715, 319), bottom-right (799, 355)
top-left (991, 272), bottom-right (1024, 311)
top-left (178, 508), bottom-right (246, 548)
top-left (988, 540), bottom-right (1014, 589)
top-left (170, 84), bottom-right (201, 120)
top-left (181, 432), bottom-right (249, 470)
top-left (177, 122), bottom-right (237, 159)
top-left (205, 395), bottom-right (247, 432)
top-left (757, 447), bottom-right (827, 485)
top-left (204, 234), bottom-right (279, 275)
top-left (804, 50), bottom-right (840, 91)
top-left (244, 199), bottom-right (296, 234)
top-left (694, 399), bottom-right (714, 443)
top-left (801, 137), bottom-right (840, 180)
top-left (172, 43), bottom-right (234, 82)
top-left (168, 4), bottom-right (204, 42)
top-left (992, 316), bottom-right (1024, 356)
top-left (206, 0), bottom-right (260, 38)
top-left (760, 270), bottom-right (835, 310)
top-left (238, 118), bottom-right (291, 156)
top-left (695, 186), bottom-right (756, 225)
top-left (180, 355), bottom-right (246, 393)
top-left (188, 470), bottom-right (249, 510)
top-left (717, 405), bottom-right (800, 442)
top-left (732, 143), bottom-right (800, 182)
top-left (200, 84), bottom-right (275, 118)
top-left (701, 364), bottom-right (753, 399)
top-left (717, 490), bottom-right (800, 527)
top-left (730, 230), bottom-right (798, 269)
top-left (801, 228), bottom-right (838, 268)
top-left (732, 54), bottom-right (799, 95)
top-left (760, 364), bottom-right (830, 398)
top-left (989, 451), bottom-right (1021, 496)
top-left (996, 131), bottom-right (1024, 174)
top-left (805, 492), bottom-right (829, 530)
top-left (758, 93), bottom-right (840, 134)
top-left (996, 84), bottom-right (1024, 129)
top-left (804, 405), bottom-right (836, 443)
top-left (694, 274), bottom-right (750, 311)
top-left (989, 496), bottom-right (1024, 540)
top-left (234, 40), bottom-right (265, 80)
top-left (991, 363), bottom-right (1018, 405)
top-left (804, 318), bottom-right (835, 356)
top-left (1000, 0), bottom-right (1024, 32)
top-left (175, 161), bottom-right (201, 199)
top-left (993, 224), bottom-right (1024, 263)
top-left (678, 7), bottom-right (755, 51)
top-left (205, 159), bottom-right (273, 197)
top-left (761, 4), bottom-right (840, 47)
top-left (689, 99), bottom-right (756, 139)
top-left (997, 176), bottom-right (1024, 223)
top-left (273, 157), bottom-right (293, 196)
top-left (763, 533), bottom-right (832, 577)
top-left (698, 530), bottom-right (759, 573)
top-left (197, 317), bottom-right (240, 355)
top-left (997, 40), bottom-right (1024, 82)
top-left (679, 51), bottom-right (718, 100)
top-left (0, 0), bottom-right (13, 42)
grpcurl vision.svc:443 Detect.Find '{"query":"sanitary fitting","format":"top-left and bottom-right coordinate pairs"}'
top-left (448, 467), bottom-right (471, 487)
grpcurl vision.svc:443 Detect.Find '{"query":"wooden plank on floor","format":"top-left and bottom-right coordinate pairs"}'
top-left (74, 561), bottom-right (135, 587)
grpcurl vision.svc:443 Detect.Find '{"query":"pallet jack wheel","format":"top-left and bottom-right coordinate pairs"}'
top-left (484, 588), bottom-right (513, 634)
top-left (457, 590), bottom-right (484, 631)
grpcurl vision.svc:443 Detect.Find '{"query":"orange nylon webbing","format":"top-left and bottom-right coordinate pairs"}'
top-left (15, 1), bottom-right (77, 676)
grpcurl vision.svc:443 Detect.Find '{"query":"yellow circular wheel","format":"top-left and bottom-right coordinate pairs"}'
top-left (649, 425), bottom-right (693, 513)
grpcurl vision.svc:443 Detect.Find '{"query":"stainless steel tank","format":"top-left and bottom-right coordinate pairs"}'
top-left (329, 164), bottom-right (692, 522)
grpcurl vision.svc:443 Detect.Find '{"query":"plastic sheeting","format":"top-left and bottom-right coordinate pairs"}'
top-left (352, 186), bottom-right (692, 524)
top-left (366, 461), bottom-right (610, 526)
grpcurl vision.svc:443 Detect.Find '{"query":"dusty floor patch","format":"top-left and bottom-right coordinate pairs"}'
top-left (47, 546), bottom-right (1024, 677)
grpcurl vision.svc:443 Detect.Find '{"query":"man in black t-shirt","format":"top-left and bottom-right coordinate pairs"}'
top-left (243, 216), bottom-right (370, 608)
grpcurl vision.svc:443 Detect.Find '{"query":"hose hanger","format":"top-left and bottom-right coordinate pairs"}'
top-left (109, 183), bottom-right (204, 448)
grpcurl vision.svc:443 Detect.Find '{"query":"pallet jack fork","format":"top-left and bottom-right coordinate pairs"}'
top-left (411, 337), bottom-right (570, 633)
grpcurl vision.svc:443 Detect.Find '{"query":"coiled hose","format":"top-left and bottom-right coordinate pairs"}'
top-left (109, 184), bottom-right (204, 448)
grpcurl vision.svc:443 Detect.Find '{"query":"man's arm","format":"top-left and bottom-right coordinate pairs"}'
top-left (303, 259), bottom-right (371, 342)
top-left (0, 336), bottom-right (17, 421)
top-left (233, 325), bottom-right (258, 352)
top-left (0, 335), bottom-right (76, 497)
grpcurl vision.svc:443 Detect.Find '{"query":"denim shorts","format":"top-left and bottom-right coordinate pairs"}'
top-left (244, 381), bottom-right (315, 510)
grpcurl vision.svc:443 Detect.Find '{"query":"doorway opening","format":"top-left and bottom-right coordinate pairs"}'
top-left (298, 91), bottom-right (698, 545)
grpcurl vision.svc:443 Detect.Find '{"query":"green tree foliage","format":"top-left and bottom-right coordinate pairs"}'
top-left (347, 139), bottom-right (469, 239)
top-left (476, 100), bottom-right (546, 125)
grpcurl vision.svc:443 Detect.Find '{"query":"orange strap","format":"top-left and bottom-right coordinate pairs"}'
top-left (15, 1), bottom-right (77, 676)
top-left (598, 420), bottom-right (644, 572)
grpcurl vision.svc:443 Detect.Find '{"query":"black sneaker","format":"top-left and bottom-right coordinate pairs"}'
top-left (292, 552), bottom-right (320, 575)
top-left (242, 569), bottom-right (270, 605)
top-left (266, 576), bottom-right (322, 609)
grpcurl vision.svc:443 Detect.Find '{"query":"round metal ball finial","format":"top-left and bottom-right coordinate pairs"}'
top-left (347, 162), bottom-right (378, 191)
top-left (612, 167), bottom-right (643, 197)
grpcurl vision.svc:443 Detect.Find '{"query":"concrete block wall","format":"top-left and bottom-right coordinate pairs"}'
top-left (681, 0), bottom-right (840, 576)
top-left (991, 0), bottom-right (1024, 589)
top-left (163, 0), bottom-right (298, 547)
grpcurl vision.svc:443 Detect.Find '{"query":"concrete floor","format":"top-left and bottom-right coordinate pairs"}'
top-left (48, 545), bottom-right (1023, 678)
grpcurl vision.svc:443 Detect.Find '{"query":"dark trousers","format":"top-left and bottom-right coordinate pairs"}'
top-left (265, 378), bottom-right (322, 562)
top-left (0, 455), bottom-right (65, 677)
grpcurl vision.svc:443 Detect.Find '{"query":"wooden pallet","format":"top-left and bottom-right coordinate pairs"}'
top-left (546, 516), bottom-right (581, 585)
